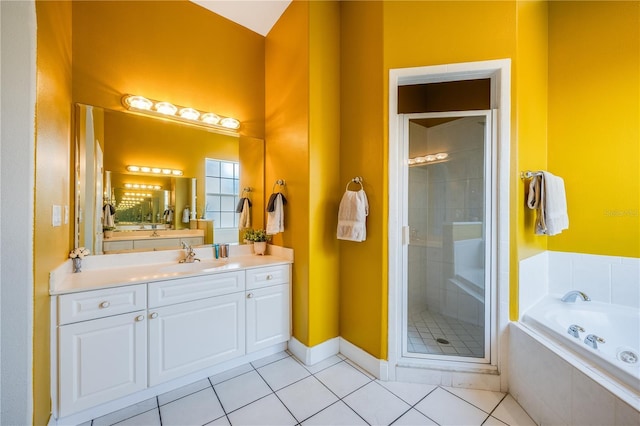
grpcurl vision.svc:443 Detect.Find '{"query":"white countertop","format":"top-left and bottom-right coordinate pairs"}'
top-left (51, 244), bottom-right (293, 295)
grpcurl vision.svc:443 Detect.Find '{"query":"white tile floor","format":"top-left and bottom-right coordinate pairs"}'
top-left (84, 351), bottom-right (536, 426)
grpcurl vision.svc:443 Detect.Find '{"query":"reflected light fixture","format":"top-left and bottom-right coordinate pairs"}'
top-left (126, 165), bottom-right (183, 176)
top-left (408, 152), bottom-right (449, 166)
top-left (123, 183), bottom-right (163, 190)
top-left (122, 94), bottom-right (240, 133)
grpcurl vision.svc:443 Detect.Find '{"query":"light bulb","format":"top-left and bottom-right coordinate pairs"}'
top-left (155, 102), bottom-right (177, 115)
top-left (201, 113), bottom-right (220, 125)
top-left (179, 108), bottom-right (200, 120)
top-left (220, 117), bottom-right (240, 129)
top-left (125, 95), bottom-right (153, 110)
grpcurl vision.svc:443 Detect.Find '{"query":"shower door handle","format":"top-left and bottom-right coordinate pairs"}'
top-left (402, 226), bottom-right (411, 245)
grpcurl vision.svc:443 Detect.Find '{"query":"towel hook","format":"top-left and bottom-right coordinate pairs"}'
top-left (346, 176), bottom-right (364, 191)
top-left (520, 170), bottom-right (543, 180)
top-left (272, 179), bottom-right (286, 193)
top-left (242, 187), bottom-right (252, 195)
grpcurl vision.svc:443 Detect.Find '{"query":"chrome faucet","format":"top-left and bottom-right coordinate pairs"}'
top-left (150, 224), bottom-right (159, 237)
top-left (179, 242), bottom-right (200, 263)
top-left (584, 334), bottom-right (605, 349)
top-left (561, 290), bottom-right (591, 303)
top-left (567, 324), bottom-right (585, 338)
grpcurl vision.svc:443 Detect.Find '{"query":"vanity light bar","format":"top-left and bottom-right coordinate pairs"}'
top-left (126, 165), bottom-right (183, 176)
top-left (122, 94), bottom-right (240, 132)
top-left (408, 152), bottom-right (449, 166)
top-left (123, 183), bottom-right (163, 190)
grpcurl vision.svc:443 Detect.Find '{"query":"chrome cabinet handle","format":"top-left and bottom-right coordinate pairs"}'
top-left (266, 274), bottom-right (273, 280)
top-left (135, 315), bottom-right (145, 322)
top-left (247, 293), bottom-right (254, 299)
top-left (99, 301), bottom-right (110, 309)
top-left (149, 312), bottom-right (158, 319)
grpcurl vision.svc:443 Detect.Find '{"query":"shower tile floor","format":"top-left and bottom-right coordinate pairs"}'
top-left (407, 309), bottom-right (485, 357)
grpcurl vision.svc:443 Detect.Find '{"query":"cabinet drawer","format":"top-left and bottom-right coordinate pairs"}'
top-left (58, 284), bottom-right (146, 325)
top-left (133, 238), bottom-right (182, 250)
top-left (246, 264), bottom-right (290, 290)
top-left (103, 240), bottom-right (134, 252)
top-left (181, 237), bottom-right (204, 246)
top-left (148, 271), bottom-right (245, 308)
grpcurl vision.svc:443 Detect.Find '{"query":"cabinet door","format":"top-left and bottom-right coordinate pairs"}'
top-left (148, 293), bottom-right (245, 386)
top-left (246, 284), bottom-right (290, 353)
top-left (58, 311), bottom-right (147, 417)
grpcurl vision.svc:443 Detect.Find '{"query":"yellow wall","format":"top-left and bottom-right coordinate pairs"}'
top-left (308, 1), bottom-right (341, 346)
top-left (339, 1), bottom-right (386, 358)
top-left (548, 1), bottom-right (639, 258)
top-left (265, 0), bottom-right (312, 344)
top-left (513, 0), bottom-right (548, 318)
top-left (338, 1), bottom-right (519, 359)
top-left (72, 1), bottom-right (265, 139)
top-left (34, 1), bottom-right (73, 423)
top-left (265, 0), bottom-right (342, 348)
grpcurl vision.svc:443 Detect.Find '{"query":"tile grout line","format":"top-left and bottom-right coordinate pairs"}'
top-left (207, 376), bottom-right (232, 425)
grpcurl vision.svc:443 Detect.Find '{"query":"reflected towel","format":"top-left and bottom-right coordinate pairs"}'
top-left (266, 193), bottom-right (284, 234)
top-left (527, 172), bottom-right (568, 236)
top-left (337, 189), bottom-right (369, 242)
top-left (182, 207), bottom-right (190, 224)
top-left (239, 198), bottom-right (251, 229)
top-left (102, 204), bottom-right (115, 228)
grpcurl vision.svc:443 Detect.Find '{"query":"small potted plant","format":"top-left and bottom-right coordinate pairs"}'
top-left (103, 225), bottom-right (116, 239)
top-left (244, 229), bottom-right (271, 255)
top-left (69, 247), bottom-right (90, 273)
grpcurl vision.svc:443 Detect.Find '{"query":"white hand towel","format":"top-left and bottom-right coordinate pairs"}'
top-left (542, 171), bottom-right (569, 236)
top-left (266, 193), bottom-right (284, 234)
top-left (239, 198), bottom-right (251, 229)
top-left (182, 207), bottom-right (190, 224)
top-left (337, 189), bottom-right (369, 242)
top-left (526, 172), bottom-right (568, 236)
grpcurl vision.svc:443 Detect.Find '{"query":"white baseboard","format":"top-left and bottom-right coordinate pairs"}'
top-left (288, 336), bottom-right (339, 366)
top-left (288, 336), bottom-right (388, 380)
top-left (339, 338), bottom-right (388, 380)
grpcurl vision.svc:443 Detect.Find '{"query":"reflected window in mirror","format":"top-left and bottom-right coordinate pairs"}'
top-left (205, 158), bottom-right (240, 243)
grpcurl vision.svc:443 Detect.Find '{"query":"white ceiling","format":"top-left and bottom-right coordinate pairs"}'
top-left (190, 0), bottom-right (292, 36)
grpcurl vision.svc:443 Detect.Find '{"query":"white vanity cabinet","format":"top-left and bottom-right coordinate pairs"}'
top-left (53, 260), bottom-right (291, 422)
top-left (147, 271), bottom-right (246, 386)
top-left (57, 285), bottom-right (147, 417)
top-left (245, 265), bottom-right (291, 353)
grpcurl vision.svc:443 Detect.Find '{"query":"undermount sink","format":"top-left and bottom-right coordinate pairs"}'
top-left (158, 259), bottom-right (227, 273)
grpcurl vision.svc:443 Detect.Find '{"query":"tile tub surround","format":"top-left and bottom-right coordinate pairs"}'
top-left (519, 251), bottom-right (640, 313)
top-left (509, 323), bottom-right (640, 426)
top-left (81, 351), bottom-right (536, 426)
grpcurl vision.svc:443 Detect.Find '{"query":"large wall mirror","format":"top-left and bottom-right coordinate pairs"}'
top-left (74, 103), bottom-right (264, 255)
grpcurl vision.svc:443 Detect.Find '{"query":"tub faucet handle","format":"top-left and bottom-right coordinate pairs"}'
top-left (584, 334), bottom-right (605, 349)
top-left (567, 324), bottom-right (585, 338)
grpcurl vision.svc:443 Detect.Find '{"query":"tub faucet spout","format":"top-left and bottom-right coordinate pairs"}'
top-left (584, 334), bottom-right (605, 349)
top-left (561, 290), bottom-right (591, 303)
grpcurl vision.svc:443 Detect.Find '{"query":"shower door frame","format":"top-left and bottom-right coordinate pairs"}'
top-left (400, 110), bottom-right (495, 365)
top-left (388, 59), bottom-right (511, 382)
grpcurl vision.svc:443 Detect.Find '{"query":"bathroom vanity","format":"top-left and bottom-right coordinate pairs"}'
top-left (49, 245), bottom-right (292, 424)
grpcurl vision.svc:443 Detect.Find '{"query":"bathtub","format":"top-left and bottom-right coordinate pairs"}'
top-left (522, 295), bottom-right (640, 394)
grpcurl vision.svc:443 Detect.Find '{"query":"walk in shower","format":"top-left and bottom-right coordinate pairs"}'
top-left (403, 111), bottom-right (493, 363)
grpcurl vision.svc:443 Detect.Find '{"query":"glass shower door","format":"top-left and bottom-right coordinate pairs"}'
top-left (403, 111), bottom-right (493, 363)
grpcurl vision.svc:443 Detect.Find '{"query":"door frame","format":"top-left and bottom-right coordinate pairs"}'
top-left (388, 59), bottom-right (511, 385)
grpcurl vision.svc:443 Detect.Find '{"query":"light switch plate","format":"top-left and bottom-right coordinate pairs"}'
top-left (52, 205), bottom-right (62, 227)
